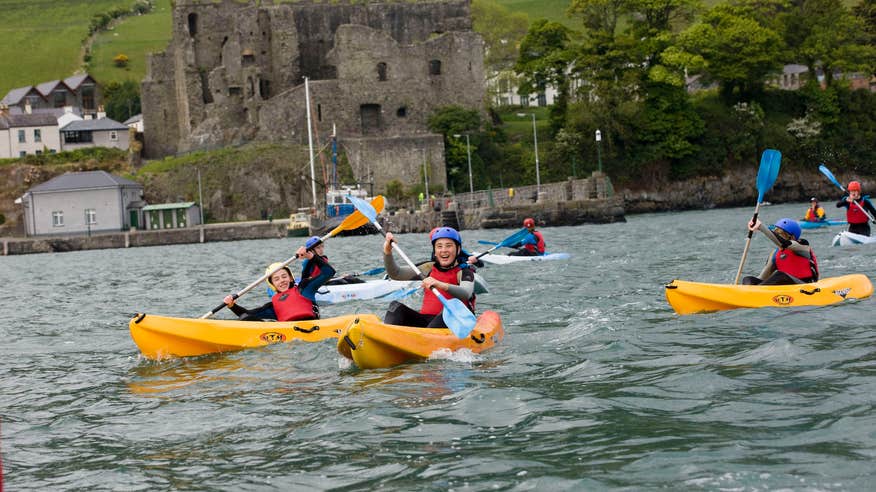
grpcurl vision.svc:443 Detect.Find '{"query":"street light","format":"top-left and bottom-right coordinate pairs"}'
top-left (595, 129), bottom-right (603, 173)
top-left (517, 112), bottom-right (540, 198)
top-left (453, 133), bottom-right (474, 195)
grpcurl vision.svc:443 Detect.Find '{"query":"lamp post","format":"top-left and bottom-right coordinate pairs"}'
top-left (595, 129), bottom-right (603, 173)
top-left (453, 133), bottom-right (474, 195)
top-left (517, 112), bottom-right (540, 198)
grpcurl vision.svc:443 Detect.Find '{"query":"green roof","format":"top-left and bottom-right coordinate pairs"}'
top-left (142, 202), bottom-right (196, 211)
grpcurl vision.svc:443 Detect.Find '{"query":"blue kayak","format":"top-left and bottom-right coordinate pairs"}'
top-left (800, 220), bottom-right (847, 229)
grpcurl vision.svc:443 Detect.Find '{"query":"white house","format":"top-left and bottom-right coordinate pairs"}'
top-left (60, 115), bottom-right (130, 151)
top-left (0, 108), bottom-right (62, 158)
top-left (18, 170), bottom-right (145, 236)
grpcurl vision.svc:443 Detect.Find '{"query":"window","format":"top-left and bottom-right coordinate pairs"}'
top-left (110, 131), bottom-right (118, 141)
top-left (85, 209), bottom-right (96, 225)
top-left (429, 60), bottom-right (441, 75)
top-left (18, 129), bottom-right (25, 143)
top-left (52, 211), bottom-right (64, 227)
top-left (34, 129), bottom-right (41, 143)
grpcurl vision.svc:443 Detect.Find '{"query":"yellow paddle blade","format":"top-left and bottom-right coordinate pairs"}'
top-left (329, 195), bottom-right (385, 237)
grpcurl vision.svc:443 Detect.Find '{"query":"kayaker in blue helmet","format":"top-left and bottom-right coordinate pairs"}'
top-left (382, 226), bottom-right (476, 328)
top-left (300, 235), bottom-right (364, 286)
top-left (743, 218), bottom-right (819, 285)
top-left (223, 245), bottom-right (335, 321)
top-left (508, 217), bottom-right (546, 256)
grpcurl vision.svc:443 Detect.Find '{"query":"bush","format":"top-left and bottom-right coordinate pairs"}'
top-left (113, 53), bottom-right (129, 68)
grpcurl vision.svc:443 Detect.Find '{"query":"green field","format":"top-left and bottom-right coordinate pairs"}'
top-left (87, 0), bottom-right (172, 86)
top-left (0, 0), bottom-right (134, 96)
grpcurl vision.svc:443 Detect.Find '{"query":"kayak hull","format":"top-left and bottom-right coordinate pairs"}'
top-left (130, 313), bottom-right (376, 360)
top-left (832, 231), bottom-right (876, 247)
top-left (665, 274), bottom-right (873, 315)
top-left (481, 252), bottom-right (570, 265)
top-left (337, 310), bottom-right (504, 369)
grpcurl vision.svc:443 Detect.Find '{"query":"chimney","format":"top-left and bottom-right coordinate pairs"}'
top-left (24, 101), bottom-right (32, 114)
top-left (97, 105), bottom-right (106, 119)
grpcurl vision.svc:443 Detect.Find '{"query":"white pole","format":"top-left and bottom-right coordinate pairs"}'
top-left (304, 77), bottom-right (318, 208)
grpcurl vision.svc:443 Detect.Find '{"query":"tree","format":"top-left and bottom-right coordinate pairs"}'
top-left (103, 80), bottom-right (141, 122)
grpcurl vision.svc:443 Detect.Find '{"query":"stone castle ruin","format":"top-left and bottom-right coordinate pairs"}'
top-left (142, 0), bottom-right (485, 192)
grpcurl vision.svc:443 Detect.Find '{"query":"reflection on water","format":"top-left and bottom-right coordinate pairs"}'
top-left (2, 203), bottom-right (876, 490)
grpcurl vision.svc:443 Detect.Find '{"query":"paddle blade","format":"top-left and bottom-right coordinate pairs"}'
top-left (347, 194), bottom-right (378, 223)
top-left (756, 149), bottom-right (782, 203)
top-left (818, 164), bottom-right (843, 190)
top-left (436, 295), bottom-right (478, 338)
top-left (329, 196), bottom-right (385, 237)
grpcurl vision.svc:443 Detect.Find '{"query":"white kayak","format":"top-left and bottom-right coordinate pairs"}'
top-left (832, 231), bottom-right (876, 247)
top-left (480, 252), bottom-right (571, 265)
top-left (313, 279), bottom-right (419, 305)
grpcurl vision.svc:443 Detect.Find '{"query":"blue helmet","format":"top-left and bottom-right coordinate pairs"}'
top-left (430, 226), bottom-right (461, 246)
top-left (305, 235), bottom-right (321, 249)
top-left (773, 218), bottom-right (801, 240)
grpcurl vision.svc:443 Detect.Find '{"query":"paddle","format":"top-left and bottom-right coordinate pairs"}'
top-left (818, 164), bottom-right (876, 223)
top-left (200, 196), bottom-right (385, 319)
top-left (733, 149), bottom-right (782, 284)
top-left (473, 228), bottom-right (532, 259)
top-left (346, 195), bottom-right (478, 339)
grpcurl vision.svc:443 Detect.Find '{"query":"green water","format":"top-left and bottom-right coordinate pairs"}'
top-left (2, 203), bottom-right (875, 490)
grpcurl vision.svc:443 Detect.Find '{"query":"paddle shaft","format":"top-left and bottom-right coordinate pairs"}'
top-left (733, 203), bottom-right (762, 285)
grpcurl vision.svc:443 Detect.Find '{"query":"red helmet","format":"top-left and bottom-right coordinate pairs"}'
top-left (848, 181), bottom-right (862, 192)
top-left (523, 217), bottom-right (535, 228)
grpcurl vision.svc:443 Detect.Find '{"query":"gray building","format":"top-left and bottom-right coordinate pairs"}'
top-left (18, 170), bottom-right (145, 236)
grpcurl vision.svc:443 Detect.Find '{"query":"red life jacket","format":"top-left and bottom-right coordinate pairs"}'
top-left (524, 230), bottom-right (546, 254)
top-left (846, 200), bottom-right (870, 224)
top-left (774, 247), bottom-right (818, 281)
top-left (420, 265), bottom-right (474, 315)
top-left (271, 288), bottom-right (318, 321)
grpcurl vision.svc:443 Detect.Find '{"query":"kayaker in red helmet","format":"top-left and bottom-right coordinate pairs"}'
top-left (836, 180), bottom-right (876, 236)
top-left (743, 218), bottom-right (819, 285)
top-left (508, 217), bottom-right (546, 256)
top-left (222, 246), bottom-right (335, 321)
top-left (382, 226), bottom-right (476, 328)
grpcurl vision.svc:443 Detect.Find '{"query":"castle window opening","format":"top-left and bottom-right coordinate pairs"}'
top-left (187, 13), bottom-right (197, 36)
top-left (377, 62), bottom-right (387, 81)
top-left (429, 60), bottom-right (441, 76)
top-left (397, 107), bottom-right (407, 118)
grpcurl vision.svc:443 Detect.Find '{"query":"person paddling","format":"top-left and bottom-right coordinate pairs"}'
top-left (836, 181), bottom-right (876, 236)
top-left (224, 246), bottom-right (335, 321)
top-left (742, 218), bottom-right (819, 285)
top-left (301, 235), bottom-right (364, 286)
top-left (803, 197), bottom-right (826, 222)
top-left (383, 227), bottom-right (475, 328)
top-left (508, 217), bottom-right (545, 256)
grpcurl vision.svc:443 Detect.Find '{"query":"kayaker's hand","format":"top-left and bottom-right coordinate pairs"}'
top-left (223, 295), bottom-right (236, 307)
top-left (383, 233), bottom-right (394, 254)
top-left (296, 246), bottom-right (312, 260)
top-left (748, 219), bottom-right (761, 232)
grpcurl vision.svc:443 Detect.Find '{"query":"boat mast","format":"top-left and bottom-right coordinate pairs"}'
top-left (304, 77), bottom-right (318, 209)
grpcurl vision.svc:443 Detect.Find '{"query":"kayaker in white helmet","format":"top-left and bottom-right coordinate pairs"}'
top-left (743, 218), bottom-right (819, 285)
top-left (382, 226), bottom-right (476, 328)
top-left (223, 246), bottom-right (335, 321)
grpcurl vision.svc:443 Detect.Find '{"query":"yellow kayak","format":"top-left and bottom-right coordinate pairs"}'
top-left (665, 274), bottom-right (873, 315)
top-left (129, 312), bottom-right (376, 360)
top-left (337, 310), bottom-right (505, 369)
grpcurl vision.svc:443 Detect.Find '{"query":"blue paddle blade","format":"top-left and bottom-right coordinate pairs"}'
top-left (436, 295), bottom-right (478, 338)
top-left (819, 164), bottom-right (842, 189)
top-left (756, 149), bottom-right (782, 203)
top-left (347, 195), bottom-right (378, 222)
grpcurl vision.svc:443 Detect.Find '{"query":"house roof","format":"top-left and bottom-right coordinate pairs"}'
top-left (61, 117), bottom-right (128, 132)
top-left (0, 113), bottom-right (59, 129)
top-left (142, 202), bottom-right (196, 211)
top-left (28, 171), bottom-right (141, 194)
top-left (1, 86), bottom-right (35, 105)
